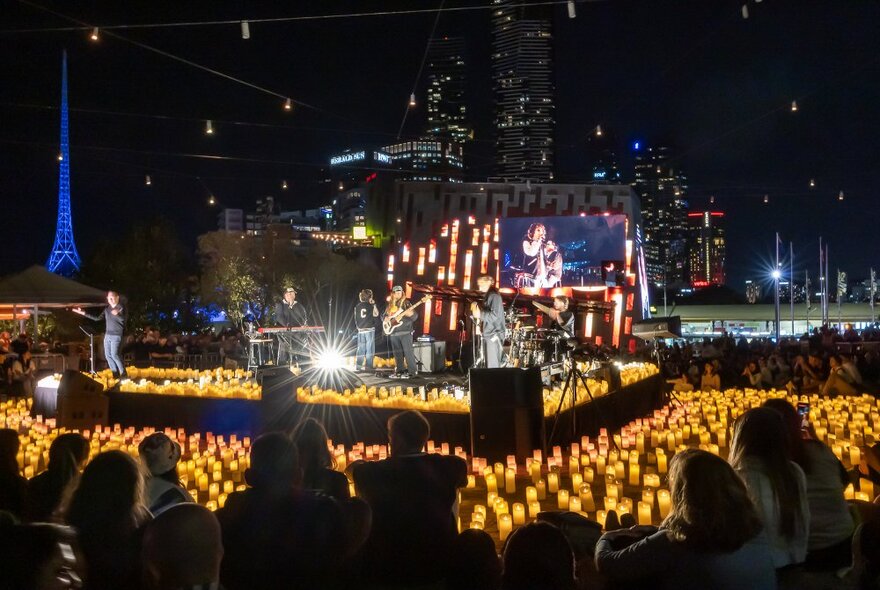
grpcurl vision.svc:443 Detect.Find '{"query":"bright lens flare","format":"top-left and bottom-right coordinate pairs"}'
top-left (316, 348), bottom-right (346, 371)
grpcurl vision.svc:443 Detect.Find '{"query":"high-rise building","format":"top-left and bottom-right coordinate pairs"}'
top-left (47, 51), bottom-right (82, 277)
top-left (425, 37), bottom-right (472, 144)
top-left (687, 211), bottom-right (726, 287)
top-left (381, 139), bottom-right (464, 182)
top-left (631, 143), bottom-right (689, 287)
top-left (587, 134), bottom-right (621, 183)
top-left (491, 0), bottom-right (555, 182)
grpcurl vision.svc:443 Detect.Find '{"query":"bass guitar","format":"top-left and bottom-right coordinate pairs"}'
top-left (383, 295), bottom-right (432, 335)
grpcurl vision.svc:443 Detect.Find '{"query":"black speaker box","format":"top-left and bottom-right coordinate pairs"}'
top-left (469, 367), bottom-right (545, 463)
top-left (58, 370), bottom-right (103, 396)
top-left (257, 367), bottom-right (305, 434)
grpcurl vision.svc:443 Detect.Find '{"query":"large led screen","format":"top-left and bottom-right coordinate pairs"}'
top-left (499, 215), bottom-right (627, 289)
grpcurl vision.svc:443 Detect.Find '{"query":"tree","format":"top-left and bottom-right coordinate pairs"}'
top-left (197, 231), bottom-right (267, 328)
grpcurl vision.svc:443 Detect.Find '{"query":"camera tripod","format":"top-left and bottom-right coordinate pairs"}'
top-left (548, 352), bottom-right (597, 445)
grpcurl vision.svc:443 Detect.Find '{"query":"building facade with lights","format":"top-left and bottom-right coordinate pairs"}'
top-left (380, 139), bottom-right (465, 183)
top-left (425, 37), bottom-right (472, 144)
top-left (687, 211), bottom-right (726, 287)
top-left (631, 143), bottom-right (689, 287)
top-left (491, 0), bottom-right (556, 182)
top-left (366, 181), bottom-right (648, 350)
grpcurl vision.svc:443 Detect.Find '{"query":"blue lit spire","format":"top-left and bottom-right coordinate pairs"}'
top-left (46, 50), bottom-right (81, 277)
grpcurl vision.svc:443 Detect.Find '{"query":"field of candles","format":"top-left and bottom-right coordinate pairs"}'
top-left (6, 383), bottom-right (877, 544)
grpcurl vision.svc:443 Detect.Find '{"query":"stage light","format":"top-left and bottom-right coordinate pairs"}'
top-left (567, 0), bottom-right (576, 18)
top-left (791, 100), bottom-right (798, 112)
top-left (316, 348), bottom-right (345, 371)
top-left (205, 120), bottom-right (214, 135)
top-left (145, 175), bottom-right (152, 186)
top-left (771, 269), bottom-right (781, 280)
top-left (409, 93), bottom-right (417, 107)
top-left (241, 21), bottom-right (250, 39)
top-left (284, 98), bottom-right (292, 111)
top-left (90, 27), bottom-right (99, 41)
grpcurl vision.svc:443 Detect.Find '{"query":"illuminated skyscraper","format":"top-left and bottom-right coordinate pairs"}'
top-left (492, 0), bottom-right (555, 181)
top-left (631, 143), bottom-right (688, 287)
top-left (425, 37), bottom-right (472, 143)
top-left (687, 211), bottom-right (726, 287)
top-left (46, 51), bottom-right (81, 277)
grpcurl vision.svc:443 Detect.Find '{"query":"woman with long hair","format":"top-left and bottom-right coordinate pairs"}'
top-left (25, 433), bottom-right (89, 522)
top-left (291, 418), bottom-right (349, 500)
top-left (0, 428), bottom-right (27, 519)
top-left (64, 450), bottom-right (150, 589)
top-left (763, 398), bottom-right (854, 569)
top-left (729, 407), bottom-right (810, 569)
top-left (596, 449), bottom-right (774, 589)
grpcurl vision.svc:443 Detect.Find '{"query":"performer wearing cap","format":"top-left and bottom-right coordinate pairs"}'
top-left (275, 287), bottom-right (307, 328)
top-left (472, 275), bottom-right (505, 368)
top-left (384, 285), bottom-right (419, 378)
top-left (275, 287), bottom-right (308, 365)
top-left (354, 289), bottom-right (379, 372)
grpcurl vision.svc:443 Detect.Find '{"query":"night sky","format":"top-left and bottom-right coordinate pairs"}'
top-left (1, 0), bottom-right (878, 290)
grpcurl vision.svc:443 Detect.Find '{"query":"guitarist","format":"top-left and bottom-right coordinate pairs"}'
top-left (472, 275), bottom-right (506, 368)
top-left (384, 285), bottom-right (419, 378)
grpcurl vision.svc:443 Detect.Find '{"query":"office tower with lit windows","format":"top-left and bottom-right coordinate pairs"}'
top-left (631, 143), bottom-right (689, 287)
top-left (425, 37), bottom-right (472, 144)
top-left (491, 0), bottom-right (555, 181)
top-left (687, 211), bottom-right (726, 287)
top-left (587, 133), bottom-right (621, 183)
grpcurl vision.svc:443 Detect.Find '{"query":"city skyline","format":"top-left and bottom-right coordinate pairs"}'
top-left (1, 0), bottom-right (878, 291)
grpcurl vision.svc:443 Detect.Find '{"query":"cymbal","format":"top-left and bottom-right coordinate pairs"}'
top-left (515, 325), bottom-right (535, 331)
top-left (514, 313), bottom-right (532, 317)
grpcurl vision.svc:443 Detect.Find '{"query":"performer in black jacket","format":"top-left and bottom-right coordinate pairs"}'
top-left (275, 287), bottom-right (308, 365)
top-left (354, 289), bottom-right (379, 371)
top-left (384, 286), bottom-right (419, 378)
top-left (472, 275), bottom-right (506, 368)
top-left (73, 291), bottom-right (127, 377)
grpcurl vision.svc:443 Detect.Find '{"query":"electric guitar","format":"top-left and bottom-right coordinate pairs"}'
top-left (383, 295), bottom-right (432, 335)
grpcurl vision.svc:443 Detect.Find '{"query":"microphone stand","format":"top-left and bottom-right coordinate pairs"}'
top-left (79, 325), bottom-right (96, 375)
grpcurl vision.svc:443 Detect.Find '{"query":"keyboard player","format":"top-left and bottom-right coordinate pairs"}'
top-left (275, 286), bottom-right (308, 364)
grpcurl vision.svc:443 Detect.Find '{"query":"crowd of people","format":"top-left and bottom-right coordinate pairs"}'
top-left (653, 327), bottom-right (880, 395)
top-left (0, 400), bottom-right (879, 589)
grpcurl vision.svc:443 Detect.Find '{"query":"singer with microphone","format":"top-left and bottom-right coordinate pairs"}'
top-left (522, 223), bottom-right (546, 288)
top-left (472, 275), bottom-right (505, 368)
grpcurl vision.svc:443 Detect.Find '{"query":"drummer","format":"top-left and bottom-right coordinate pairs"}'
top-left (546, 295), bottom-right (575, 337)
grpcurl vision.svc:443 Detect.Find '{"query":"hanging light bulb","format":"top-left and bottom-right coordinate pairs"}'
top-left (809, 178), bottom-right (815, 188)
top-left (709, 195), bottom-right (715, 204)
top-left (240, 21), bottom-right (250, 39)
top-left (595, 125), bottom-right (603, 137)
top-left (763, 194), bottom-right (769, 204)
top-left (284, 98), bottom-right (292, 111)
top-left (57, 153), bottom-right (63, 161)
top-left (409, 93), bottom-right (417, 108)
top-left (338, 181), bottom-right (344, 191)
top-left (567, 0), bottom-right (576, 19)
top-left (838, 190), bottom-right (844, 201)
top-left (741, 4), bottom-right (749, 19)
top-left (281, 180), bottom-right (288, 190)
top-left (208, 195), bottom-right (216, 205)
top-left (791, 100), bottom-right (798, 112)
top-left (90, 27), bottom-right (99, 41)
top-left (145, 175), bottom-right (152, 186)
top-left (205, 120), bottom-right (214, 135)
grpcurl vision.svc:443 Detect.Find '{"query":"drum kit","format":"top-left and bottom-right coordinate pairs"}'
top-left (504, 309), bottom-right (568, 368)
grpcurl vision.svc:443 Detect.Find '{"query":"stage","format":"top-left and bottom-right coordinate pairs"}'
top-left (32, 368), bottom-right (664, 452)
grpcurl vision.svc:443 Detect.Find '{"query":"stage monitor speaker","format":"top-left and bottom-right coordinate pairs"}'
top-left (56, 370), bottom-right (108, 430)
top-left (257, 366), bottom-right (305, 434)
top-left (632, 316), bottom-right (681, 340)
top-left (469, 367), bottom-right (545, 463)
top-left (413, 340), bottom-right (446, 373)
top-left (58, 369), bottom-right (103, 397)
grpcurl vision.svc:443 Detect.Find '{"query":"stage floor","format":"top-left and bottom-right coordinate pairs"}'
top-left (355, 368), bottom-right (469, 390)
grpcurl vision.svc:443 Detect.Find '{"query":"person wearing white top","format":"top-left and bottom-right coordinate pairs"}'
top-left (729, 407), bottom-right (811, 569)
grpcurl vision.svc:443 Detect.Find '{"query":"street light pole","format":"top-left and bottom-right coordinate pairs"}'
top-left (774, 232), bottom-right (781, 342)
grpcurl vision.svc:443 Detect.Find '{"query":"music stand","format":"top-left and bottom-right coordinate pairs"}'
top-left (79, 325), bottom-right (96, 375)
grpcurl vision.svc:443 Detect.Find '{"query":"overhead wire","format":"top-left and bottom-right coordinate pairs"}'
top-left (396, 0), bottom-right (446, 139)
